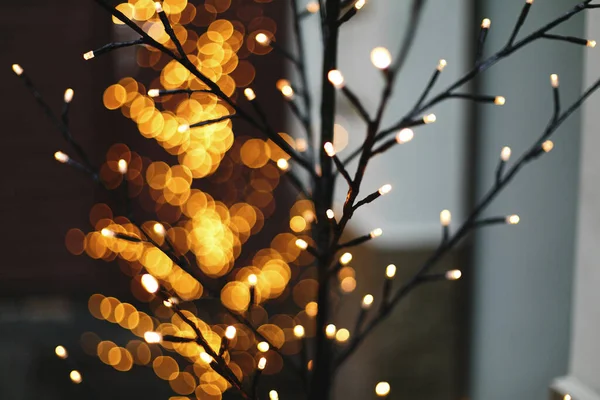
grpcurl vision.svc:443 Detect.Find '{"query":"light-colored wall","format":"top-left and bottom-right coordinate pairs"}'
top-left (470, 1), bottom-right (584, 399)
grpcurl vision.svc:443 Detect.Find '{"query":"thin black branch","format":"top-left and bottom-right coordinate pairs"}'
top-left (189, 114), bottom-right (237, 128)
top-left (507, 1), bottom-right (533, 46)
top-left (341, 86), bottom-right (371, 123)
top-left (84, 38), bottom-right (144, 60)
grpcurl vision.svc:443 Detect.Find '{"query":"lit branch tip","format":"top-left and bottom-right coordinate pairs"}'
top-left (64, 88), bottom-right (74, 103)
top-left (12, 63), bottom-right (23, 76)
top-left (370, 47), bottom-right (392, 70)
top-left (500, 146), bottom-right (511, 162)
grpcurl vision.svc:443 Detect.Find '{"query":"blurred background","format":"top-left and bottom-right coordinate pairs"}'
top-left (1, 0), bottom-right (598, 399)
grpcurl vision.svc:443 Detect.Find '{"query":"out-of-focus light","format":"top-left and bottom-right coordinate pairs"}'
top-left (141, 274), bottom-right (159, 293)
top-left (327, 70), bottom-right (345, 89)
top-left (12, 64), bottom-right (24, 76)
top-left (225, 326), bottom-right (237, 340)
top-left (54, 151), bottom-right (69, 164)
top-left (69, 370), bottom-right (82, 384)
top-left (64, 88), bottom-right (74, 103)
top-left (396, 128), bottom-right (414, 144)
top-left (375, 382), bottom-right (390, 397)
top-left (370, 47), bottom-right (392, 70)
top-left (55, 345), bottom-right (68, 359)
top-left (445, 270), bottom-right (462, 280)
top-left (293, 325), bottom-right (305, 338)
top-left (362, 294), bottom-right (374, 309)
top-left (385, 264), bottom-right (396, 279)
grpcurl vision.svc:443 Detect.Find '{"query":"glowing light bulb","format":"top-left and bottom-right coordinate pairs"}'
top-left (101, 228), bottom-right (116, 238)
top-left (248, 274), bottom-right (258, 287)
top-left (564, 395), bottom-right (572, 400)
top-left (335, 328), bottom-right (350, 343)
top-left (69, 370), bottom-right (82, 384)
top-left (526, 0), bottom-right (534, 3)
top-left (542, 140), bottom-right (554, 153)
top-left (118, 159), bottom-right (127, 175)
top-left (370, 228), bottom-right (383, 238)
top-left (307, 360), bottom-right (313, 370)
top-left (255, 33), bottom-right (270, 45)
top-left (225, 325), bottom-right (237, 340)
top-left (177, 124), bottom-right (189, 133)
top-left (83, 51), bottom-right (95, 60)
top-left (423, 113), bottom-right (437, 124)
top-left (295, 238), bottom-right (308, 250)
top-left (362, 294), bottom-right (374, 309)
top-left (269, 390), bottom-right (280, 400)
top-left (276, 158), bottom-right (289, 171)
top-left (296, 138), bottom-right (308, 152)
top-left (437, 59), bottom-right (447, 72)
top-left (355, 0), bottom-right (366, 9)
top-left (327, 69), bottom-right (345, 89)
top-left (200, 352), bottom-right (213, 364)
top-left (258, 357), bottom-right (267, 370)
top-left (550, 74), bottom-right (559, 88)
top-left (153, 223), bottom-right (165, 236)
top-left (587, 40), bottom-right (597, 48)
top-left (54, 151), bottom-right (69, 164)
top-left (64, 88), bottom-right (74, 103)
top-left (481, 18), bottom-right (491, 29)
top-left (55, 345), bottom-right (68, 359)
top-left (375, 381), bottom-right (390, 397)
top-left (144, 331), bottom-right (162, 343)
top-left (154, 2), bottom-right (163, 12)
top-left (340, 252), bottom-right (353, 265)
top-left (147, 89), bottom-right (160, 97)
top-left (12, 64), bottom-right (23, 76)
top-left (494, 96), bottom-right (506, 106)
top-left (244, 88), bottom-right (256, 101)
top-left (506, 214), bottom-right (520, 225)
top-left (257, 341), bottom-right (270, 352)
top-left (370, 47), bottom-right (392, 70)
top-left (293, 325), bottom-right (305, 338)
top-left (501, 146), bottom-right (511, 162)
top-left (325, 324), bottom-right (337, 338)
top-left (141, 274), bottom-right (159, 294)
top-left (163, 298), bottom-right (174, 307)
top-left (306, 2), bottom-right (320, 13)
top-left (395, 128), bottom-right (414, 144)
top-left (378, 184), bottom-right (392, 195)
top-left (326, 209), bottom-right (335, 219)
top-left (440, 210), bottom-right (451, 226)
top-left (446, 269), bottom-right (462, 280)
top-left (386, 264), bottom-right (396, 279)
top-left (324, 142), bottom-right (336, 157)
top-left (276, 79), bottom-right (294, 98)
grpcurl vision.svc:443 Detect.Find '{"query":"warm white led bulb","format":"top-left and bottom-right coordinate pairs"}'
top-left (526, 0), bottom-right (534, 3)
top-left (445, 269), bottom-right (462, 280)
top-left (440, 210), bottom-right (451, 226)
top-left (200, 352), bottom-right (213, 364)
top-left (494, 96), bottom-right (506, 106)
top-left (147, 89), bottom-right (160, 97)
top-left (276, 158), bottom-right (289, 171)
top-left (500, 146), bottom-right (511, 162)
top-left (423, 113), bottom-right (437, 124)
top-left (54, 151), bottom-right (69, 164)
top-left (550, 74), bottom-right (559, 88)
top-left (258, 357), bottom-right (267, 370)
top-left (64, 88), bottom-right (74, 103)
top-left (362, 294), bottom-right (374, 309)
top-left (225, 325), bottom-right (237, 340)
top-left (280, 84), bottom-right (294, 99)
top-left (70, 370), bottom-right (82, 384)
top-left (12, 64), bottom-right (24, 76)
top-left (324, 142), bottom-right (336, 157)
top-left (395, 128), bottom-right (414, 144)
top-left (269, 390), bottom-right (280, 400)
top-left (177, 124), bottom-right (189, 133)
top-left (564, 395), bottom-right (572, 400)
top-left (327, 69), bottom-right (345, 89)
top-left (101, 228), bottom-right (116, 238)
top-left (153, 223), bottom-right (165, 236)
top-left (506, 214), bottom-right (520, 225)
top-left (295, 238), bottom-right (308, 250)
top-left (117, 159), bottom-right (127, 174)
top-left (296, 138), bottom-right (308, 152)
top-left (141, 274), bottom-right (159, 294)
top-left (378, 184), bottom-right (392, 195)
top-left (340, 252), bottom-right (353, 265)
top-left (306, 2), bottom-right (320, 13)
top-left (542, 140), bottom-right (554, 153)
top-left (437, 59), bottom-right (447, 72)
top-left (154, 2), bottom-right (163, 12)
top-left (325, 324), bottom-right (337, 338)
top-left (144, 331), bottom-right (162, 344)
top-left (370, 228), bottom-right (383, 238)
top-left (244, 88), bottom-right (256, 101)
top-left (587, 40), bottom-right (597, 48)
top-left (293, 325), bottom-right (305, 338)
top-left (386, 264), bottom-right (397, 279)
top-left (255, 33), bottom-right (270, 45)
top-left (375, 381), bottom-right (390, 397)
top-left (326, 209), bottom-right (335, 219)
top-left (83, 51), bottom-right (95, 60)
top-left (257, 341), bottom-right (270, 352)
top-left (55, 345), bottom-right (68, 359)
top-left (481, 18), bottom-right (491, 29)
top-left (354, 0), bottom-right (366, 9)
top-left (370, 47), bottom-right (392, 70)
top-left (248, 274), bottom-right (258, 287)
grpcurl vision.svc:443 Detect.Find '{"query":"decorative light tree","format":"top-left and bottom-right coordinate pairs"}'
top-left (12, 0), bottom-right (600, 398)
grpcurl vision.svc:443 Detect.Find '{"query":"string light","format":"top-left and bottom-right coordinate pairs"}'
top-left (550, 74), bottom-right (559, 88)
top-left (587, 40), bottom-right (597, 48)
top-left (396, 128), bottom-right (414, 144)
top-left (144, 331), bottom-right (162, 344)
top-left (564, 395), bottom-right (572, 400)
top-left (325, 324), bottom-right (337, 338)
top-left (244, 88), bottom-right (256, 101)
top-left (276, 79), bottom-right (294, 99)
top-left (378, 184), bottom-right (392, 195)
top-left (542, 140), bottom-right (554, 153)
top-left (335, 328), bottom-right (350, 343)
top-left (154, 2), bottom-right (163, 12)
top-left (494, 96), bottom-right (506, 105)
top-left (118, 159), bottom-right (127, 175)
top-left (340, 252), bottom-right (353, 265)
top-left (83, 51), bottom-right (95, 60)
top-left (177, 124), bottom-right (189, 133)
top-left (153, 223), bottom-right (165, 236)
top-left (269, 390), bottom-right (280, 400)
top-left (306, 2), bottom-right (320, 13)
top-left (163, 297), bottom-right (178, 307)
top-left (12, 64), bottom-right (23, 76)
top-left (375, 381), bottom-right (390, 397)
top-left (257, 341), bottom-right (270, 352)
top-left (355, 0), bottom-right (366, 9)
top-left (481, 18), bottom-right (491, 29)
top-left (370, 228), bottom-right (383, 238)
top-left (327, 69), bottom-right (345, 89)
top-left (276, 158), bottom-right (289, 170)
top-left (445, 270), bottom-right (462, 280)
top-left (293, 325), bottom-right (305, 338)
top-left (437, 59), bottom-right (447, 71)
top-left (255, 33), bottom-right (270, 45)
top-left (295, 238), bottom-right (309, 250)
top-left (55, 345), bottom-right (68, 359)
top-left (326, 209), bottom-right (335, 219)
top-left (423, 113), bottom-right (437, 124)
top-left (526, 0), bottom-right (534, 3)
top-left (324, 142), bottom-right (336, 157)
top-left (225, 325), bottom-right (237, 340)
top-left (362, 294), bottom-right (374, 309)
top-left (248, 274), bottom-right (258, 287)
top-left (200, 352), bottom-right (213, 364)
top-left (501, 146), bottom-right (511, 162)
top-left (141, 274), bottom-right (159, 293)
top-left (69, 370), bottom-right (82, 384)
top-left (64, 88), bottom-right (74, 103)
top-left (100, 228), bottom-right (116, 238)
top-left (258, 357), bottom-right (267, 370)
top-left (506, 214), bottom-right (520, 224)
top-left (147, 89), bottom-right (160, 97)
top-left (385, 264), bottom-right (397, 278)
top-left (440, 210), bottom-right (451, 226)
top-left (370, 47), bottom-right (392, 70)
top-left (54, 151), bottom-right (69, 164)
